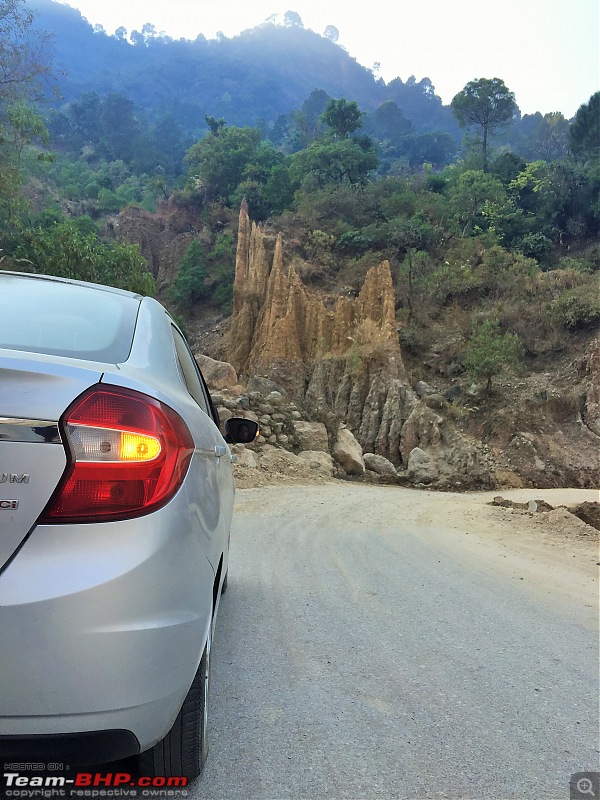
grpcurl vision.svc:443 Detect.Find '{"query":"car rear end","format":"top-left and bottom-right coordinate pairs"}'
top-left (0, 273), bottom-right (219, 762)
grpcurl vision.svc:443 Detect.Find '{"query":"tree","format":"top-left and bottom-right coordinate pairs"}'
top-left (129, 30), bottom-right (144, 47)
top-left (0, 95), bottom-right (51, 231)
top-left (5, 100), bottom-right (49, 164)
top-left (15, 221), bottom-right (155, 294)
top-left (451, 78), bottom-right (517, 170)
top-left (170, 233), bottom-right (236, 309)
top-left (367, 101), bottom-right (413, 142)
top-left (569, 92), bottom-right (600, 163)
top-left (321, 98), bottom-right (363, 139)
top-left (404, 131), bottom-right (456, 168)
top-left (141, 23), bottom-right (157, 42)
top-left (390, 216), bottom-right (437, 318)
top-left (292, 137), bottom-right (377, 188)
top-left (283, 10), bottom-right (303, 27)
top-left (323, 25), bottom-right (339, 42)
top-left (205, 115), bottom-right (226, 135)
top-left (302, 90), bottom-right (330, 128)
top-left (98, 93), bottom-right (141, 162)
top-left (531, 112), bottom-right (569, 161)
top-left (464, 319), bottom-right (524, 393)
top-left (0, 0), bottom-right (52, 103)
top-left (186, 126), bottom-right (277, 203)
top-left (448, 170), bottom-right (510, 236)
top-left (170, 241), bottom-right (208, 305)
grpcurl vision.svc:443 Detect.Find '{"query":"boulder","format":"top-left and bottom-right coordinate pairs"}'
top-left (363, 453), bottom-right (397, 477)
top-left (232, 445), bottom-right (258, 469)
top-left (266, 391), bottom-right (284, 403)
top-left (332, 426), bottom-right (365, 475)
top-left (195, 354), bottom-right (238, 390)
top-left (407, 447), bottom-right (438, 484)
top-left (294, 420), bottom-right (329, 452)
top-left (258, 446), bottom-right (314, 479)
top-left (216, 406), bottom-right (232, 424)
top-left (247, 375), bottom-right (288, 397)
top-left (297, 451), bottom-right (335, 478)
top-left (569, 501), bottom-right (600, 531)
top-left (237, 409), bottom-right (259, 423)
top-left (400, 405), bottom-right (443, 464)
top-left (424, 393), bottom-right (448, 410)
top-left (444, 384), bottom-right (462, 403)
top-left (415, 380), bottom-right (436, 398)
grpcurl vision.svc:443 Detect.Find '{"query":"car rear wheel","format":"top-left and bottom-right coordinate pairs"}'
top-left (138, 636), bottom-right (210, 781)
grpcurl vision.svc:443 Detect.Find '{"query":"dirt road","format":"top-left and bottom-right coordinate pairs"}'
top-left (195, 484), bottom-right (598, 800)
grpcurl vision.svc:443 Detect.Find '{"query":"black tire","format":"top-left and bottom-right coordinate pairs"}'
top-left (220, 571), bottom-right (228, 595)
top-left (138, 638), bottom-right (210, 782)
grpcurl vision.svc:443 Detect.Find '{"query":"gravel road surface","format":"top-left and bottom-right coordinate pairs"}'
top-left (191, 484), bottom-right (598, 800)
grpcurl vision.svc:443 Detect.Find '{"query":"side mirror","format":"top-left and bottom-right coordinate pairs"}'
top-left (224, 417), bottom-right (259, 444)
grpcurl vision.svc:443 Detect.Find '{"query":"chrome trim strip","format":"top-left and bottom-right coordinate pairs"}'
top-left (0, 418), bottom-right (62, 443)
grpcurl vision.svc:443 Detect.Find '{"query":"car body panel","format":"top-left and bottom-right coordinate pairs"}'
top-left (0, 500), bottom-right (215, 750)
top-left (96, 296), bottom-right (235, 573)
top-left (0, 271), bottom-right (235, 757)
top-left (0, 440), bottom-right (66, 570)
top-left (0, 353), bottom-right (106, 569)
top-left (0, 351), bottom-right (104, 422)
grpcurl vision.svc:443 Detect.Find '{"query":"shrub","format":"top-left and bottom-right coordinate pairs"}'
top-left (464, 319), bottom-right (525, 392)
top-left (15, 221), bottom-right (154, 295)
top-left (170, 240), bottom-right (208, 305)
top-left (429, 261), bottom-right (485, 304)
top-left (351, 318), bottom-right (397, 367)
top-left (517, 232), bottom-right (553, 261)
top-left (171, 233), bottom-right (236, 310)
top-left (335, 230), bottom-right (374, 256)
top-left (551, 282), bottom-right (600, 329)
top-left (555, 256), bottom-right (592, 274)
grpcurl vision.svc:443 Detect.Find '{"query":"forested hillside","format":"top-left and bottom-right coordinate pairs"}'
top-left (1, 0), bottom-right (598, 487)
top-left (29, 0), bottom-right (441, 128)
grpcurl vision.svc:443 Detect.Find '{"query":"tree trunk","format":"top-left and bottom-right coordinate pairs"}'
top-left (482, 122), bottom-right (489, 172)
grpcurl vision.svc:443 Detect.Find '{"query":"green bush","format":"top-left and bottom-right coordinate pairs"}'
top-left (170, 241), bottom-right (208, 305)
top-left (429, 261), bottom-right (485, 303)
top-left (335, 230), bottom-right (374, 256)
top-left (171, 232), bottom-right (236, 309)
top-left (15, 221), bottom-right (154, 294)
top-left (464, 319), bottom-right (525, 392)
top-left (551, 282), bottom-right (600, 328)
top-left (556, 256), bottom-right (592, 274)
top-left (517, 232), bottom-right (553, 261)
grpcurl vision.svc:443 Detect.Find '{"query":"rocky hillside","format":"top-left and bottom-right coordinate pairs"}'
top-left (117, 199), bottom-right (599, 490)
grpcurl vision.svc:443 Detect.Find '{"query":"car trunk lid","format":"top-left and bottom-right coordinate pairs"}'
top-left (0, 353), bottom-right (103, 569)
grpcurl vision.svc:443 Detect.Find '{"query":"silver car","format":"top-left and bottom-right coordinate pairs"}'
top-left (0, 271), bottom-right (255, 780)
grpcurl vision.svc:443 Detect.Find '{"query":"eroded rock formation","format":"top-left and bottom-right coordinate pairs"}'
top-left (228, 202), bottom-right (416, 465)
top-left (230, 202), bottom-right (401, 372)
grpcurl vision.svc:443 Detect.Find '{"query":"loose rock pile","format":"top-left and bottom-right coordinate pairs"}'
top-left (210, 385), bottom-right (403, 489)
top-left (489, 496), bottom-right (600, 536)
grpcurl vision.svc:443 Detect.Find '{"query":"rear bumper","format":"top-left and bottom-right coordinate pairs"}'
top-left (0, 730), bottom-right (140, 763)
top-left (0, 495), bottom-right (216, 754)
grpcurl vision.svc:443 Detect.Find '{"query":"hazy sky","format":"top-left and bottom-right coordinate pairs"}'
top-left (58, 0), bottom-right (598, 117)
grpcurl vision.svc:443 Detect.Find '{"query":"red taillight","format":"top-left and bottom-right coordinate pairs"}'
top-left (41, 386), bottom-right (194, 523)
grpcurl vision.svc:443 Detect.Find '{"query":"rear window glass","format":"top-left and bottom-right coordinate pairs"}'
top-left (0, 274), bottom-right (140, 363)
